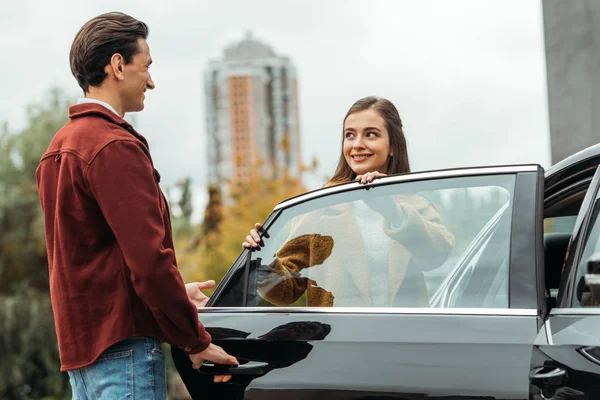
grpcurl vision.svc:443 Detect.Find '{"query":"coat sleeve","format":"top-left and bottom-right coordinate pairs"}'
top-left (87, 140), bottom-right (211, 353)
top-left (257, 233), bottom-right (334, 306)
top-left (382, 195), bottom-right (454, 271)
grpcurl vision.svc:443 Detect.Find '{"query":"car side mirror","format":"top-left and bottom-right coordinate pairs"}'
top-left (585, 252), bottom-right (600, 302)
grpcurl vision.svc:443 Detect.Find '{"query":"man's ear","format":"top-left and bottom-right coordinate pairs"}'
top-left (108, 53), bottom-right (125, 81)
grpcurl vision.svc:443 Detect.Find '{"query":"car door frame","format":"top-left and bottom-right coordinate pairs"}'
top-left (207, 165), bottom-right (546, 311)
top-left (529, 165), bottom-right (600, 398)
top-left (556, 165), bottom-right (600, 308)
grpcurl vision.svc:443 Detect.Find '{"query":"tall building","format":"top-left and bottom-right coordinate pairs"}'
top-left (543, 0), bottom-right (600, 164)
top-left (204, 32), bottom-right (301, 193)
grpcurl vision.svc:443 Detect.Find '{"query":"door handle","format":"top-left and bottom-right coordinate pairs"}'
top-left (529, 366), bottom-right (567, 395)
top-left (197, 360), bottom-right (270, 376)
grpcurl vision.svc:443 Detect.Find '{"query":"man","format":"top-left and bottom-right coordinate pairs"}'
top-left (36, 12), bottom-right (237, 399)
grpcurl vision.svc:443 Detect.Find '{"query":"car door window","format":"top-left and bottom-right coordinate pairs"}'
top-left (241, 174), bottom-right (515, 308)
top-left (572, 199), bottom-right (600, 307)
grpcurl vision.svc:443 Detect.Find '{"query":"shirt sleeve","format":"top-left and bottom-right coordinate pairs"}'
top-left (86, 139), bottom-right (211, 354)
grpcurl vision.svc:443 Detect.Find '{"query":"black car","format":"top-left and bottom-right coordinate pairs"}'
top-left (173, 144), bottom-right (600, 399)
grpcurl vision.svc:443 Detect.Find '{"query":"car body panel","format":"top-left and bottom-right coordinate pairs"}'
top-left (532, 311), bottom-right (600, 398)
top-left (177, 309), bottom-right (538, 400)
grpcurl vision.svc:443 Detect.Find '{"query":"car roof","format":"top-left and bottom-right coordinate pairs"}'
top-left (546, 143), bottom-right (600, 178)
top-left (545, 143), bottom-right (600, 197)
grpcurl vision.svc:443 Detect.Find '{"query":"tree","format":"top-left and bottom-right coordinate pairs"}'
top-left (177, 177), bottom-right (194, 223)
top-left (201, 184), bottom-right (222, 236)
top-left (176, 167), bottom-right (312, 285)
top-left (0, 87), bottom-right (72, 293)
top-left (171, 177), bottom-right (194, 237)
top-left (0, 87), bottom-right (73, 399)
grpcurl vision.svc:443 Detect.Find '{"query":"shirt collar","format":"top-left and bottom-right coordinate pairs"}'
top-left (68, 103), bottom-right (150, 151)
top-left (77, 98), bottom-right (120, 117)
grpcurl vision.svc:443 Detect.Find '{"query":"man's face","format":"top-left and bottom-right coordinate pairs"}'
top-left (120, 38), bottom-right (155, 113)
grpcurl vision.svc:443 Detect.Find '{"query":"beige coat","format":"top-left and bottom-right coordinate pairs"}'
top-left (257, 195), bottom-right (454, 307)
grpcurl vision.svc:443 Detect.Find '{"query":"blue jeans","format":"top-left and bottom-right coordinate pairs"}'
top-left (67, 336), bottom-right (167, 400)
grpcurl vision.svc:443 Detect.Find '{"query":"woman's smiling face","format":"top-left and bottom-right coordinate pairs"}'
top-left (343, 108), bottom-right (392, 175)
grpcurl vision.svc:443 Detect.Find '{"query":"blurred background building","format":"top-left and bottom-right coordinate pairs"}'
top-left (204, 32), bottom-right (301, 194)
top-left (543, 0), bottom-right (600, 164)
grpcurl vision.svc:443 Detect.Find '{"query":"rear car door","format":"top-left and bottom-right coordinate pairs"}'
top-left (532, 165), bottom-right (600, 399)
top-left (175, 165), bottom-right (546, 400)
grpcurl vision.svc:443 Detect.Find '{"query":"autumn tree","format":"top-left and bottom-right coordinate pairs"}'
top-left (177, 165), bottom-right (313, 285)
top-left (201, 184), bottom-right (222, 235)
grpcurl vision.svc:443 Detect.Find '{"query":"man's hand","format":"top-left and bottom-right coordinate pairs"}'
top-left (185, 280), bottom-right (216, 308)
top-left (189, 343), bottom-right (239, 383)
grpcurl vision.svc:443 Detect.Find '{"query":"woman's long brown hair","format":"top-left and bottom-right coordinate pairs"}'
top-left (326, 96), bottom-right (410, 187)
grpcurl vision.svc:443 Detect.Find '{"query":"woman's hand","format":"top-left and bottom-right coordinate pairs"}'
top-left (355, 171), bottom-right (386, 184)
top-left (363, 196), bottom-right (406, 227)
top-left (242, 222), bottom-right (262, 249)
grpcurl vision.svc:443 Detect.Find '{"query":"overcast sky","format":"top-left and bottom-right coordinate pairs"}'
top-left (1, 0), bottom-right (551, 220)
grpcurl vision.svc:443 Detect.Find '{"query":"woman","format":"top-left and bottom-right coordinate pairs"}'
top-left (244, 96), bottom-right (454, 307)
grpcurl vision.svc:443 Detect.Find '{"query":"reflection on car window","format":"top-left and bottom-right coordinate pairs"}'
top-left (247, 175), bottom-right (515, 308)
top-left (544, 216), bottom-right (576, 234)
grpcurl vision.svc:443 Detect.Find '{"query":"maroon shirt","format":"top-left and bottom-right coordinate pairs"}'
top-left (36, 103), bottom-right (211, 371)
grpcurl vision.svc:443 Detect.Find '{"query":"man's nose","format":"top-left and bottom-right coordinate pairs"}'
top-left (147, 76), bottom-right (156, 90)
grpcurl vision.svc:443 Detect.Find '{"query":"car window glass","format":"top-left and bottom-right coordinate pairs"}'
top-left (544, 216), bottom-right (577, 234)
top-left (572, 200), bottom-right (600, 307)
top-left (543, 216), bottom-right (576, 300)
top-left (243, 174), bottom-right (515, 308)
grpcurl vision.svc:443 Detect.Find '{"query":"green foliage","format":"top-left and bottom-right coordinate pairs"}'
top-left (0, 291), bottom-right (69, 399)
top-left (171, 177), bottom-right (194, 237)
top-left (0, 87), bottom-right (72, 399)
top-left (177, 177), bottom-right (194, 222)
top-left (0, 87), bottom-right (71, 293)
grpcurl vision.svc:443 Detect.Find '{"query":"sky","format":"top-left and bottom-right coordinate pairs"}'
top-left (0, 0), bottom-right (551, 221)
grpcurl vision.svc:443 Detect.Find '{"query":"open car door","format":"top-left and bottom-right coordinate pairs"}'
top-left (531, 165), bottom-right (600, 398)
top-left (174, 165), bottom-right (547, 400)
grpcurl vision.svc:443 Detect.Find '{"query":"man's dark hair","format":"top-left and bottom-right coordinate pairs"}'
top-left (70, 12), bottom-right (148, 93)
